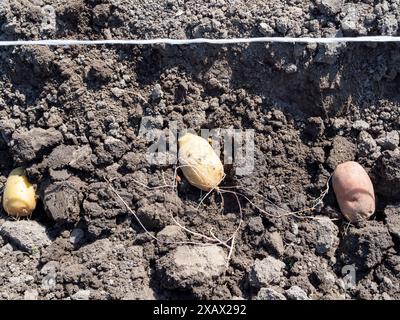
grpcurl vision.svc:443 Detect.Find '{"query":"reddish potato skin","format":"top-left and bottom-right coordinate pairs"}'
top-left (332, 161), bottom-right (375, 223)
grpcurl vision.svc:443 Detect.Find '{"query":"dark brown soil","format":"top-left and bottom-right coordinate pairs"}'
top-left (0, 0), bottom-right (400, 300)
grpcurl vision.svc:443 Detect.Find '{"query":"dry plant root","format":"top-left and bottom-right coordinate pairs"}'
top-left (106, 133), bottom-right (332, 266)
top-left (106, 166), bottom-right (331, 266)
top-left (219, 177), bottom-right (333, 221)
top-left (105, 172), bottom-right (237, 250)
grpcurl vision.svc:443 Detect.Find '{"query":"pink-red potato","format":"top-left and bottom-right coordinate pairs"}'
top-left (332, 161), bottom-right (375, 223)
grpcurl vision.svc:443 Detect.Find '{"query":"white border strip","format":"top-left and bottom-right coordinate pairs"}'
top-left (1, 36), bottom-right (400, 46)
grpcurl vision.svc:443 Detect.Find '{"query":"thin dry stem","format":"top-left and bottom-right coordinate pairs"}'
top-left (107, 165), bottom-right (333, 267)
top-left (220, 175), bottom-right (335, 221)
top-left (106, 173), bottom-right (233, 250)
top-left (226, 234), bottom-right (236, 267)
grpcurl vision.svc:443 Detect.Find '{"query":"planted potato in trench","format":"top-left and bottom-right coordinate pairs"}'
top-left (2, 167), bottom-right (37, 217)
top-left (332, 161), bottom-right (375, 223)
top-left (178, 133), bottom-right (225, 191)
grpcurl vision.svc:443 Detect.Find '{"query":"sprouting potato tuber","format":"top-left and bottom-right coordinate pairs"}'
top-left (2, 167), bottom-right (37, 217)
top-left (332, 161), bottom-right (375, 224)
top-left (178, 132), bottom-right (225, 191)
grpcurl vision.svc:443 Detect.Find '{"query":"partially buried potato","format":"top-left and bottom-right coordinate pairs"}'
top-left (332, 161), bottom-right (375, 224)
top-left (178, 132), bottom-right (225, 191)
top-left (2, 167), bottom-right (37, 218)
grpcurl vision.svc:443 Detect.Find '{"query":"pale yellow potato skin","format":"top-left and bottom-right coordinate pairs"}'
top-left (2, 167), bottom-right (37, 217)
top-left (178, 133), bottom-right (225, 191)
top-left (332, 161), bottom-right (375, 223)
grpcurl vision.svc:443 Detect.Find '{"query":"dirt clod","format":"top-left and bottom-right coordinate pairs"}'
top-left (285, 285), bottom-right (309, 300)
top-left (326, 136), bottom-right (356, 170)
top-left (340, 222), bottom-right (394, 270)
top-left (157, 245), bottom-right (227, 290)
top-left (0, 220), bottom-right (51, 253)
top-left (11, 128), bottom-right (63, 164)
top-left (255, 287), bottom-right (286, 300)
top-left (385, 205), bottom-right (400, 241)
top-left (249, 256), bottom-right (285, 288)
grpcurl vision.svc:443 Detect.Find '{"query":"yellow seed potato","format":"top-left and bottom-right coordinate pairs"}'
top-left (332, 161), bottom-right (375, 223)
top-left (178, 133), bottom-right (225, 191)
top-left (2, 167), bottom-right (37, 217)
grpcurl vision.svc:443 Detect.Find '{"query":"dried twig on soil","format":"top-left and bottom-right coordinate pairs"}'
top-left (220, 176), bottom-right (334, 221)
top-left (106, 166), bottom-right (333, 266)
top-left (105, 173), bottom-right (235, 251)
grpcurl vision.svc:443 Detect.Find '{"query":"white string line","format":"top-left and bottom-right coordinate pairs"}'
top-left (1, 36), bottom-right (400, 46)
